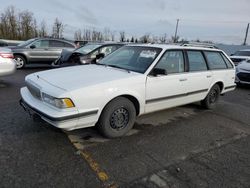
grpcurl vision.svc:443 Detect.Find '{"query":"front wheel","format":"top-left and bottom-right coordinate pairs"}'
top-left (14, 55), bottom-right (26, 69)
top-left (97, 97), bottom-right (136, 138)
top-left (201, 84), bottom-right (221, 109)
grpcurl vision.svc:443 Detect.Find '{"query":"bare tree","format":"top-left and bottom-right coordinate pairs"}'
top-left (119, 31), bottom-right (125, 42)
top-left (140, 34), bottom-right (151, 43)
top-left (52, 18), bottom-right (64, 38)
top-left (159, 33), bottom-right (167, 43)
top-left (38, 20), bottom-right (48, 37)
top-left (74, 29), bottom-right (82, 40)
top-left (18, 10), bottom-right (36, 40)
top-left (103, 27), bottom-right (111, 41)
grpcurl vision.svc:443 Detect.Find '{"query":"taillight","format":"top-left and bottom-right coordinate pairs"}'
top-left (0, 53), bottom-right (14, 59)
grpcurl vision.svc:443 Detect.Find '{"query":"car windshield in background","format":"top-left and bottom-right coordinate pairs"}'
top-left (75, 44), bottom-right (101, 54)
top-left (234, 51), bottom-right (250, 56)
top-left (17, 38), bottom-right (36, 47)
top-left (99, 46), bottom-right (162, 73)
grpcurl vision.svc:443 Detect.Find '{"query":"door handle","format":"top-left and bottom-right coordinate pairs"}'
top-left (206, 75), bottom-right (212, 78)
top-left (179, 78), bottom-right (187, 82)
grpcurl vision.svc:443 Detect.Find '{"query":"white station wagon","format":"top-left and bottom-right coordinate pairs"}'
top-left (20, 44), bottom-right (236, 138)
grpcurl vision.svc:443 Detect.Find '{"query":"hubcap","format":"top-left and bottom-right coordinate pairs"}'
top-left (15, 57), bottom-right (24, 68)
top-left (110, 108), bottom-right (129, 130)
top-left (209, 89), bottom-right (218, 104)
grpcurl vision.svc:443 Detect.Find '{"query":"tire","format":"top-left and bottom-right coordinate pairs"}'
top-left (201, 84), bottom-right (221, 109)
top-left (97, 97), bottom-right (136, 138)
top-left (14, 55), bottom-right (26, 69)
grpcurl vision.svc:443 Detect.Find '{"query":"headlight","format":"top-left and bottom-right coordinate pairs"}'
top-left (80, 57), bottom-right (87, 64)
top-left (41, 93), bottom-right (75, 108)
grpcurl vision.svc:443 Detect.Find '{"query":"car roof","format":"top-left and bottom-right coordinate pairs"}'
top-left (127, 43), bottom-right (222, 52)
top-left (237, 49), bottom-right (250, 52)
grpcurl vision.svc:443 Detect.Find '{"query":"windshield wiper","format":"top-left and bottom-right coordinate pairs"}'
top-left (106, 64), bottom-right (131, 73)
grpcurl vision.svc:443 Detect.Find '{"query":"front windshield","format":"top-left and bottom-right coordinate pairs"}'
top-left (75, 44), bottom-right (101, 54)
top-left (234, 51), bottom-right (250, 56)
top-left (17, 38), bottom-right (36, 47)
top-left (99, 46), bottom-right (162, 73)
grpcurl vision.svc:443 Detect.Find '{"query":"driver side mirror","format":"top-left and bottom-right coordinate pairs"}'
top-left (30, 45), bottom-right (36, 49)
top-left (150, 68), bottom-right (167, 76)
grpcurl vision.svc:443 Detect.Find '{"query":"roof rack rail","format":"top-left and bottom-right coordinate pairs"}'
top-left (180, 42), bottom-right (218, 49)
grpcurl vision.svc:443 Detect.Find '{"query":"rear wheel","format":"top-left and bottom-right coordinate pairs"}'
top-left (201, 84), bottom-right (220, 109)
top-left (97, 97), bottom-right (136, 138)
top-left (15, 55), bottom-right (26, 69)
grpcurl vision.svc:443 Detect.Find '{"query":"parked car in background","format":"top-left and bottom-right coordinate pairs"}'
top-left (20, 44), bottom-right (235, 138)
top-left (0, 48), bottom-right (16, 76)
top-left (235, 59), bottom-right (250, 85)
top-left (52, 43), bottom-right (124, 67)
top-left (230, 49), bottom-right (250, 65)
top-left (0, 39), bottom-right (23, 47)
top-left (10, 38), bottom-right (75, 69)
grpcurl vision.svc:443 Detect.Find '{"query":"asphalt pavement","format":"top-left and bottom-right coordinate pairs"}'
top-left (0, 68), bottom-right (250, 188)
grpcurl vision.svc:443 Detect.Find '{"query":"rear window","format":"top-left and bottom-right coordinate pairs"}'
top-left (221, 53), bottom-right (234, 68)
top-left (187, 51), bottom-right (207, 72)
top-left (234, 51), bottom-right (250, 56)
top-left (204, 51), bottom-right (227, 69)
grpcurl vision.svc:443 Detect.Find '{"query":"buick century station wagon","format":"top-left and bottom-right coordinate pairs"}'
top-left (20, 44), bottom-right (236, 138)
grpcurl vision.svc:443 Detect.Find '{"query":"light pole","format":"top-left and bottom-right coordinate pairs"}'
top-left (174, 19), bottom-right (180, 43)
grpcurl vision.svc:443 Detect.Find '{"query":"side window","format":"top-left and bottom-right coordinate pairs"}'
top-left (49, 40), bottom-right (65, 48)
top-left (100, 46), bottom-right (115, 56)
top-left (32, 40), bottom-right (49, 48)
top-left (155, 50), bottom-right (184, 74)
top-left (90, 49), bottom-right (99, 58)
top-left (221, 53), bottom-right (233, 68)
top-left (64, 42), bottom-right (74, 48)
top-left (187, 51), bottom-right (207, 72)
top-left (204, 51), bottom-right (227, 69)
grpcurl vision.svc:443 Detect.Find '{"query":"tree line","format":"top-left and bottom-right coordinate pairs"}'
top-left (0, 6), bottom-right (211, 44)
top-left (0, 6), bottom-right (64, 40)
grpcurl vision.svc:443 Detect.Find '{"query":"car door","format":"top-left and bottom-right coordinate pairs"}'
top-left (145, 50), bottom-right (188, 113)
top-left (183, 50), bottom-right (213, 103)
top-left (48, 40), bottom-right (69, 62)
top-left (28, 39), bottom-right (50, 63)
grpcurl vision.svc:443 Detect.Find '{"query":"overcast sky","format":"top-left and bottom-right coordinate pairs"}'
top-left (0, 0), bottom-right (250, 44)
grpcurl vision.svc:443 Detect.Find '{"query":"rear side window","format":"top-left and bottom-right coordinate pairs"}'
top-left (155, 50), bottom-right (184, 74)
top-left (187, 51), bottom-right (207, 72)
top-left (221, 53), bottom-right (233, 68)
top-left (64, 42), bottom-right (74, 48)
top-left (204, 51), bottom-right (227, 69)
top-left (49, 40), bottom-right (65, 47)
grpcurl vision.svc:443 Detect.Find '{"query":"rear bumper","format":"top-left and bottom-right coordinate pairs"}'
top-left (0, 61), bottom-right (16, 76)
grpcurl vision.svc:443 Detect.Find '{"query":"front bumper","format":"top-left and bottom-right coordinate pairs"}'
top-left (20, 87), bottom-right (98, 130)
top-left (235, 72), bottom-right (250, 85)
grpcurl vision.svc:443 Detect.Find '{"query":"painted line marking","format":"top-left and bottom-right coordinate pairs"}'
top-left (66, 132), bottom-right (117, 188)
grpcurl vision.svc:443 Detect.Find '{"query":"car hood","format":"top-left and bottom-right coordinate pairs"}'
top-left (33, 64), bottom-right (140, 91)
top-left (238, 61), bottom-right (250, 71)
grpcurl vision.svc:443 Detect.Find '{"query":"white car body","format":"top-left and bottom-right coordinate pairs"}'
top-left (20, 44), bottom-right (236, 131)
top-left (0, 48), bottom-right (16, 76)
top-left (235, 59), bottom-right (250, 84)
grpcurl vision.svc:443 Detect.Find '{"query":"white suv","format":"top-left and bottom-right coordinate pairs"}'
top-left (20, 44), bottom-right (236, 138)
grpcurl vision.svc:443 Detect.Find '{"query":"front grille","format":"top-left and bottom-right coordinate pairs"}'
top-left (237, 72), bottom-right (250, 82)
top-left (26, 81), bottom-right (41, 99)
